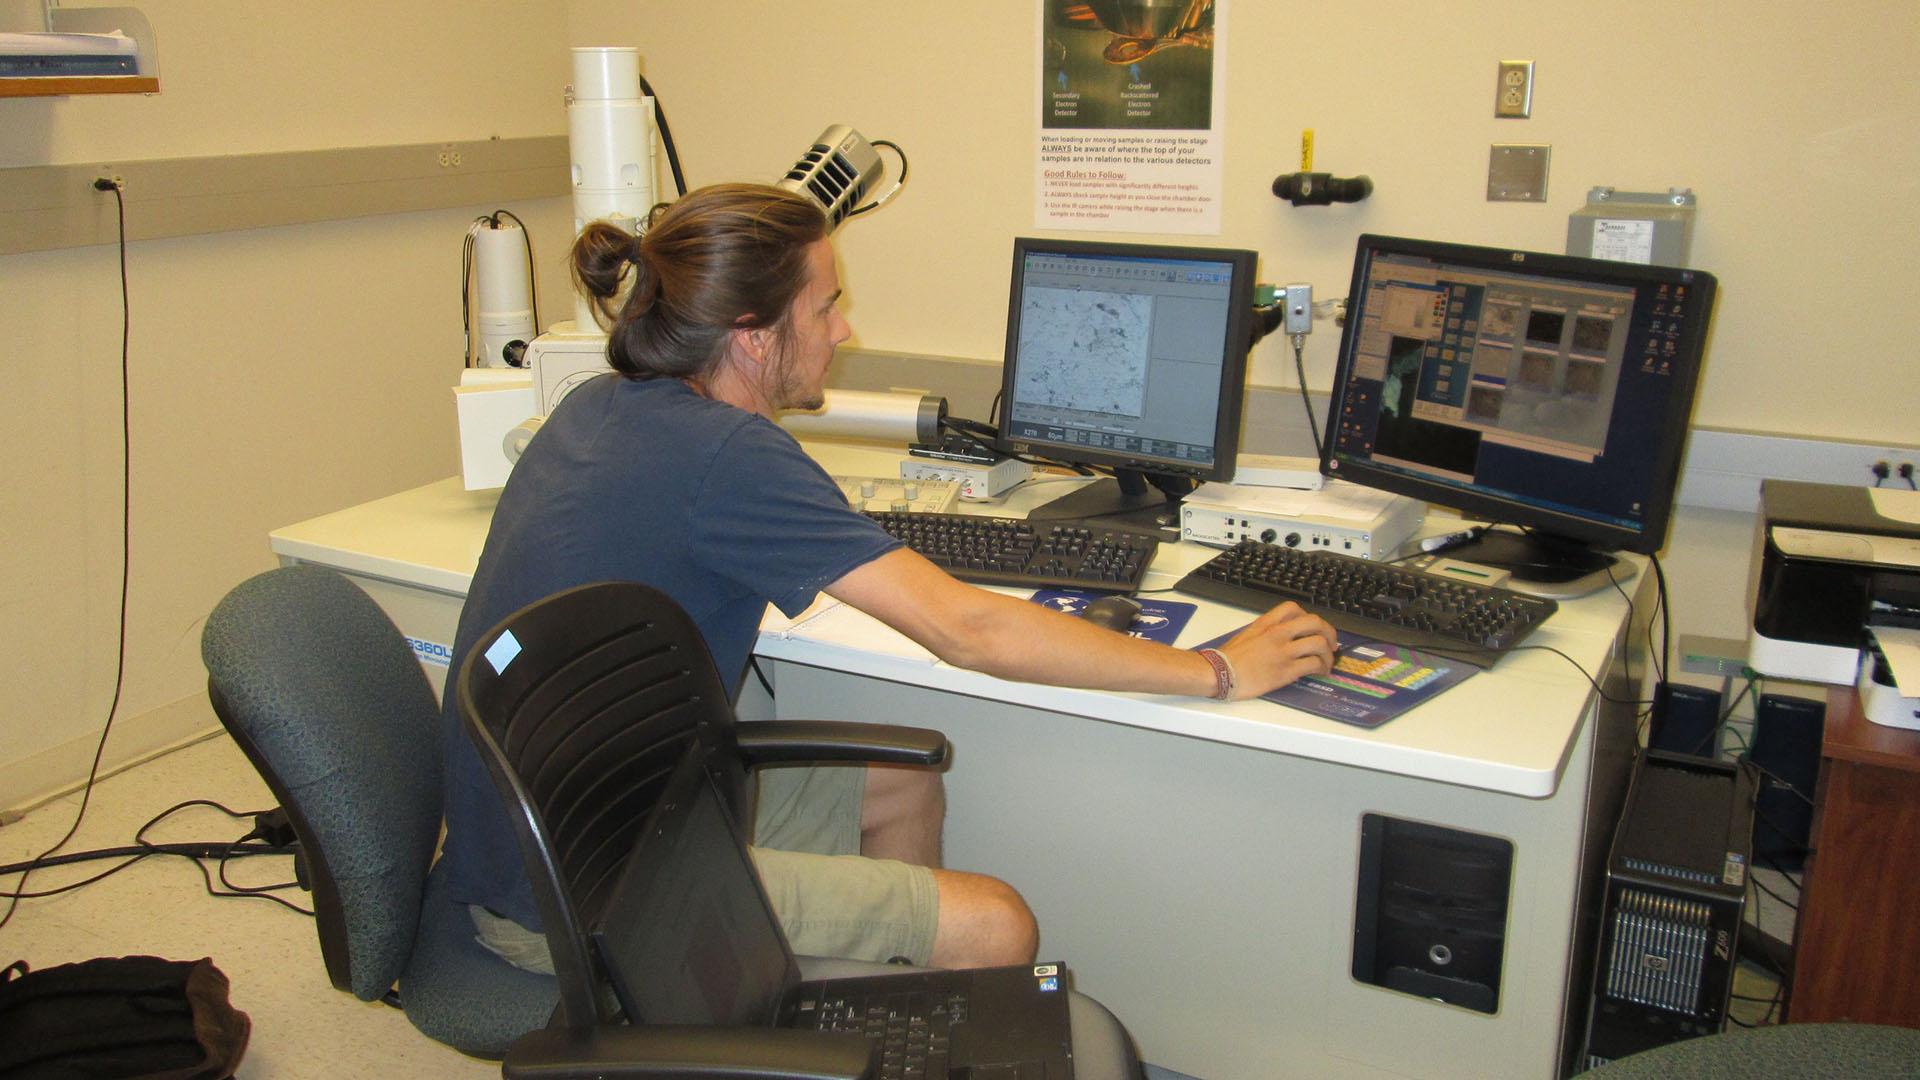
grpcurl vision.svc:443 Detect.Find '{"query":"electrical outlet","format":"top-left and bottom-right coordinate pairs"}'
top-left (1495, 60), bottom-right (1533, 119)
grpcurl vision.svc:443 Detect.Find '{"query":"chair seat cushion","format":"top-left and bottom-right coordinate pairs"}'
top-left (398, 862), bottom-right (559, 1059)
top-left (1584, 1021), bottom-right (1920, 1077)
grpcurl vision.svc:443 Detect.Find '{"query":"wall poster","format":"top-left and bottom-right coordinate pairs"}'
top-left (1036, 1), bottom-right (1225, 234)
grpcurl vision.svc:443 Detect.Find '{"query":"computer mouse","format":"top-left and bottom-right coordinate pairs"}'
top-left (1078, 595), bottom-right (1143, 633)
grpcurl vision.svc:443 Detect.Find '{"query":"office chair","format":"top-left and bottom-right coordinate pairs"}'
top-left (1580, 1021), bottom-right (1920, 1076)
top-left (200, 565), bottom-right (557, 1057)
top-left (457, 580), bottom-right (1144, 1079)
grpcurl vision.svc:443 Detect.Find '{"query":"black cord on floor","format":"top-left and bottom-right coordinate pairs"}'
top-left (1, 799), bottom-right (312, 917)
top-left (0, 179), bottom-right (134, 934)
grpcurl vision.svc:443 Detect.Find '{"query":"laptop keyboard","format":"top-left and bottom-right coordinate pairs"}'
top-left (809, 988), bottom-right (968, 1079)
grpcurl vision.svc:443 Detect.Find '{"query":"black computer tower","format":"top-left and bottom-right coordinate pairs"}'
top-left (1579, 751), bottom-right (1757, 1071)
top-left (1351, 815), bottom-right (1514, 1015)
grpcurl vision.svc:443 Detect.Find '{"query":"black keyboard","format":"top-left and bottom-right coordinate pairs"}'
top-left (806, 987), bottom-right (967, 1080)
top-left (1174, 541), bottom-right (1558, 658)
top-left (866, 511), bottom-right (1157, 592)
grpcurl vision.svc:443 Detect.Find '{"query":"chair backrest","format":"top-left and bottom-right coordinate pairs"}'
top-left (456, 579), bottom-right (744, 1028)
top-left (200, 565), bottom-right (444, 1002)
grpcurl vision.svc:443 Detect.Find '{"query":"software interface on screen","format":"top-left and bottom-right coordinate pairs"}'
top-left (1330, 248), bottom-right (1705, 540)
top-left (1003, 248), bottom-right (1240, 473)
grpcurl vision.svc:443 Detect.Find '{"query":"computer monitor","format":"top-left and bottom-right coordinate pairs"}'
top-left (1322, 234), bottom-right (1716, 596)
top-left (995, 237), bottom-right (1257, 537)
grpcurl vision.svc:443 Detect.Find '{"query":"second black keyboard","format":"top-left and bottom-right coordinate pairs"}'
top-left (1174, 541), bottom-right (1558, 658)
top-left (865, 511), bottom-right (1158, 592)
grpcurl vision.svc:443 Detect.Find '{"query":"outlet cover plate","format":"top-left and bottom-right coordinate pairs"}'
top-left (1496, 60), bottom-right (1534, 118)
top-left (1488, 143), bottom-right (1550, 202)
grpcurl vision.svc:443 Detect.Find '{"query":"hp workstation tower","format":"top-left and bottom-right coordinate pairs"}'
top-left (1580, 751), bottom-right (1758, 1069)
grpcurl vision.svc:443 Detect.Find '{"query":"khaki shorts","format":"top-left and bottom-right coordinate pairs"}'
top-left (472, 763), bottom-right (937, 973)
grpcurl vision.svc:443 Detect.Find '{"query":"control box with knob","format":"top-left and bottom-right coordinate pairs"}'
top-left (1180, 493), bottom-right (1424, 561)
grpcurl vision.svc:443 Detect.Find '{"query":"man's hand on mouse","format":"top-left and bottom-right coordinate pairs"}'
top-left (1215, 601), bottom-right (1338, 700)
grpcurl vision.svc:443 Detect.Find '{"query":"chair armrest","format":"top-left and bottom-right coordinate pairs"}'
top-left (503, 1023), bottom-right (875, 1079)
top-left (735, 720), bottom-right (947, 769)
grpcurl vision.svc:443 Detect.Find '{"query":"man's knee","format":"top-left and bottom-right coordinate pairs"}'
top-left (929, 869), bottom-right (1039, 968)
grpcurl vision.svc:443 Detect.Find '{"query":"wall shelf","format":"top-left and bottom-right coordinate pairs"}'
top-left (0, 74), bottom-right (156, 96)
top-left (1, 4), bottom-right (158, 97)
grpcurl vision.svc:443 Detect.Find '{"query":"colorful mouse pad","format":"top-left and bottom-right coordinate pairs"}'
top-left (1193, 628), bottom-right (1478, 729)
top-left (1028, 589), bottom-right (1195, 646)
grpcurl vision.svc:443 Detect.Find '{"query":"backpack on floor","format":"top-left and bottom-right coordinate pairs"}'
top-left (0, 956), bottom-right (250, 1080)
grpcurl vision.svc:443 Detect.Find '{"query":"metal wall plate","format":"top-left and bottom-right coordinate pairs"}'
top-left (1487, 143), bottom-right (1550, 202)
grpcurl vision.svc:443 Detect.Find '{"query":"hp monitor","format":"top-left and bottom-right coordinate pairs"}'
top-left (995, 237), bottom-right (1257, 537)
top-left (1323, 235), bottom-right (1716, 595)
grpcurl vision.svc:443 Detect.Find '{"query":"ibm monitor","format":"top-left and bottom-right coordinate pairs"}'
top-left (995, 237), bottom-right (1257, 537)
top-left (1322, 234), bottom-right (1716, 595)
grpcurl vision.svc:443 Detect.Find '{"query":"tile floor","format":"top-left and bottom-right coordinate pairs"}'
top-left (1, 710), bottom-right (494, 1078)
top-left (2, 701), bottom-right (1788, 1078)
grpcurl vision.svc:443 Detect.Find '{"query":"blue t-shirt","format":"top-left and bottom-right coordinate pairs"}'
top-left (439, 374), bottom-right (901, 929)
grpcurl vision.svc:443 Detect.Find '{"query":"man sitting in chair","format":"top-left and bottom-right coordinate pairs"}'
top-left (440, 183), bottom-right (1337, 976)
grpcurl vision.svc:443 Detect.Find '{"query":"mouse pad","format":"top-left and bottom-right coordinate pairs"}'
top-left (1192, 628), bottom-right (1478, 729)
top-left (1028, 589), bottom-right (1195, 646)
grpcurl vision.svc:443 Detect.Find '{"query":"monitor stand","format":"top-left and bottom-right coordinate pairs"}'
top-left (1440, 528), bottom-right (1636, 600)
top-left (1024, 469), bottom-right (1192, 541)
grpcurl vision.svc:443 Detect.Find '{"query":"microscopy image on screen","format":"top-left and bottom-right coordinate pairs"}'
top-left (1571, 314), bottom-right (1615, 354)
top-left (1517, 352), bottom-right (1555, 392)
top-left (1466, 385), bottom-right (1505, 424)
top-left (1525, 309), bottom-right (1566, 348)
top-left (1565, 359), bottom-right (1604, 397)
top-left (1480, 303), bottom-right (1520, 338)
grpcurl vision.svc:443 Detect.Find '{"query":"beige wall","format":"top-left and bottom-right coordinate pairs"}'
top-left (4, 2), bottom-right (1913, 802)
top-left (571, 1), bottom-right (1916, 443)
top-left (566, 0), bottom-right (1914, 681)
top-left (0, 2), bottom-right (576, 805)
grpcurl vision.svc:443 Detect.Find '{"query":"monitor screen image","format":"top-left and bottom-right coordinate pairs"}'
top-left (1322, 235), bottom-right (1716, 591)
top-left (996, 237), bottom-right (1257, 535)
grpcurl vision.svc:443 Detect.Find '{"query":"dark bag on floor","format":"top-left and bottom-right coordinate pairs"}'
top-left (0, 956), bottom-right (250, 1079)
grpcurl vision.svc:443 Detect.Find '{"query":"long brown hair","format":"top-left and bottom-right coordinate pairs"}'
top-left (569, 183), bottom-right (827, 381)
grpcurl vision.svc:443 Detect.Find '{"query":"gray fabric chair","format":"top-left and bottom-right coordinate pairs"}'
top-left (458, 579), bottom-right (1144, 1080)
top-left (1582, 1022), bottom-right (1920, 1077)
top-left (201, 565), bottom-right (557, 1058)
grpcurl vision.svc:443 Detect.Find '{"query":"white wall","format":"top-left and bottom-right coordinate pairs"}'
top-left (0, 2), bottom-right (575, 806)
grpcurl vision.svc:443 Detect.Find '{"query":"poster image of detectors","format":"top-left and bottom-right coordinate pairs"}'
top-left (1015, 286), bottom-right (1151, 417)
top-left (1044, 0), bottom-right (1215, 128)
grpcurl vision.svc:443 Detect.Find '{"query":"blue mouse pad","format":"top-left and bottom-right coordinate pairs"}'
top-left (1029, 589), bottom-right (1195, 646)
top-left (1192, 628), bottom-right (1478, 728)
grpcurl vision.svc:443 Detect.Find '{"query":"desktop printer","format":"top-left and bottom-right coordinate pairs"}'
top-left (1747, 479), bottom-right (1920, 689)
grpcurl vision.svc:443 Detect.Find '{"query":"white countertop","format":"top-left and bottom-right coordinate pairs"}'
top-left (270, 441), bottom-right (1632, 800)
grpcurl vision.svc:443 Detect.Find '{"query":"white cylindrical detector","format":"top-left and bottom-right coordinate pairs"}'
top-left (777, 390), bottom-right (949, 445)
top-left (568, 46), bottom-right (656, 330)
top-left (473, 221), bottom-right (534, 367)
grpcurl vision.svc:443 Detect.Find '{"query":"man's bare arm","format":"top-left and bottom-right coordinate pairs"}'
top-left (824, 549), bottom-right (1335, 701)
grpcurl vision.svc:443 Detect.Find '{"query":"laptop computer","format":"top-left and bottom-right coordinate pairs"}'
top-left (591, 751), bottom-right (1076, 1079)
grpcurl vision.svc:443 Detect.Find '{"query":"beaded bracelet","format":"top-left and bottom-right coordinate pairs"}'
top-left (1196, 647), bottom-right (1237, 701)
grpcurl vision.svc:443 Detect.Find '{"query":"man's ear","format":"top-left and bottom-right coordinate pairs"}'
top-left (730, 324), bottom-right (771, 367)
